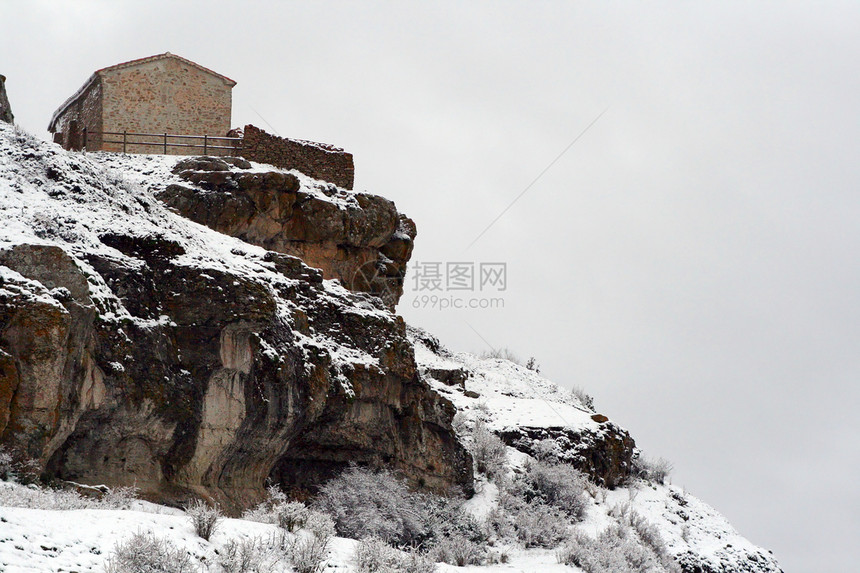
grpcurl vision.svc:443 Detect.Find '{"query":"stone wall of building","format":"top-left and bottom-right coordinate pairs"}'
top-left (240, 125), bottom-right (355, 190)
top-left (99, 57), bottom-right (233, 155)
top-left (51, 78), bottom-right (103, 151)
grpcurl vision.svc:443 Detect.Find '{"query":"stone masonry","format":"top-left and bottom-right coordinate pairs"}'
top-left (48, 53), bottom-right (235, 155)
top-left (240, 125), bottom-right (355, 190)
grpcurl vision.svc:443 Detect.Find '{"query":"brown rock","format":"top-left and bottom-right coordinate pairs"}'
top-left (0, 74), bottom-right (12, 124)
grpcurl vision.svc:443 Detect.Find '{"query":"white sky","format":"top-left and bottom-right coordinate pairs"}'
top-left (3, 2), bottom-right (859, 571)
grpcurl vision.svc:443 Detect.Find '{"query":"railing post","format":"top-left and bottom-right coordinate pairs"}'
top-left (204, 134), bottom-right (208, 156)
top-left (163, 133), bottom-right (168, 155)
top-left (123, 131), bottom-right (127, 154)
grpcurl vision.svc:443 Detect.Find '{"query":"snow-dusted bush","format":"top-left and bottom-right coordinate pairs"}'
top-left (0, 446), bottom-right (39, 485)
top-left (469, 420), bottom-right (507, 480)
top-left (0, 481), bottom-right (92, 510)
top-left (287, 512), bottom-right (334, 573)
top-left (242, 484), bottom-right (309, 531)
top-left (557, 504), bottom-right (680, 573)
top-left (219, 537), bottom-right (273, 573)
top-left (430, 533), bottom-right (485, 566)
top-left (570, 385), bottom-right (595, 411)
top-left (507, 497), bottom-right (569, 548)
top-left (186, 499), bottom-right (222, 541)
top-left (531, 438), bottom-right (561, 461)
top-left (102, 485), bottom-right (139, 509)
top-left (354, 537), bottom-right (435, 573)
top-left (104, 531), bottom-right (195, 573)
top-left (0, 446), bottom-right (13, 480)
top-left (479, 347), bottom-right (521, 364)
top-left (633, 455), bottom-right (673, 485)
top-left (314, 465), bottom-right (427, 545)
top-left (354, 537), bottom-right (403, 572)
top-left (513, 459), bottom-right (589, 521)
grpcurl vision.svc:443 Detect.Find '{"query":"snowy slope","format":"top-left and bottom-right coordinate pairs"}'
top-left (409, 328), bottom-right (783, 573)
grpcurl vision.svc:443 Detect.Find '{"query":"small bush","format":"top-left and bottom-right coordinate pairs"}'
top-left (0, 447), bottom-right (13, 480)
top-left (102, 485), bottom-right (139, 510)
top-left (355, 537), bottom-right (403, 572)
top-left (104, 531), bottom-right (195, 573)
top-left (479, 347), bottom-right (521, 364)
top-left (314, 465), bottom-right (427, 545)
top-left (430, 533), bottom-right (485, 566)
top-left (469, 421), bottom-right (507, 480)
top-left (508, 498), bottom-right (569, 548)
top-left (0, 446), bottom-right (40, 484)
top-left (513, 459), bottom-right (589, 521)
top-left (557, 505), bottom-right (680, 573)
top-left (354, 537), bottom-right (436, 573)
top-left (633, 455), bottom-right (673, 485)
top-left (570, 385), bottom-right (595, 412)
top-left (186, 499), bottom-right (222, 541)
top-left (288, 514), bottom-right (333, 573)
top-left (219, 537), bottom-right (274, 573)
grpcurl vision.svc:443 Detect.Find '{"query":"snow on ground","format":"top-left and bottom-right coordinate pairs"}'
top-left (410, 329), bottom-right (782, 572)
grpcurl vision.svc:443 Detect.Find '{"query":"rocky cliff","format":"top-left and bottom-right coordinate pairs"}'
top-left (0, 123), bottom-right (467, 511)
top-left (94, 153), bottom-right (414, 308)
top-left (0, 123), bottom-right (782, 572)
top-left (0, 75), bottom-right (13, 124)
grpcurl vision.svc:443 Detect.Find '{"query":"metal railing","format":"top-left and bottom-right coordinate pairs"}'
top-left (85, 130), bottom-right (241, 155)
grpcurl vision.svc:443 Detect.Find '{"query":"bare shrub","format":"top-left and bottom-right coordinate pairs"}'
top-left (479, 347), bottom-right (521, 364)
top-left (507, 498), bottom-right (569, 548)
top-left (287, 512), bottom-right (333, 573)
top-left (633, 455), bottom-right (673, 485)
top-left (104, 531), bottom-right (195, 573)
top-left (430, 533), bottom-right (485, 566)
top-left (469, 420), bottom-right (507, 480)
top-left (531, 438), bottom-right (561, 462)
top-left (219, 537), bottom-right (274, 573)
top-left (451, 411), bottom-right (468, 436)
top-left (0, 446), bottom-right (40, 484)
top-left (102, 485), bottom-right (139, 509)
top-left (0, 446), bottom-right (13, 480)
top-left (354, 538), bottom-right (436, 573)
top-left (314, 465), bottom-right (426, 545)
top-left (354, 537), bottom-right (402, 572)
top-left (186, 499), bottom-right (222, 541)
top-left (557, 505), bottom-right (680, 573)
top-left (570, 385), bottom-right (595, 411)
top-left (513, 459), bottom-right (589, 521)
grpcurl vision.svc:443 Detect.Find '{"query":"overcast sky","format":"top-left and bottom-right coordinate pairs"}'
top-left (4, 2), bottom-right (859, 571)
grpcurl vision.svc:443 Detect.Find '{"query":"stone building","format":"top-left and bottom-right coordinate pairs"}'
top-left (48, 53), bottom-right (235, 154)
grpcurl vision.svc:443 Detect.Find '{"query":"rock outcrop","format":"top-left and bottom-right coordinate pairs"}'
top-left (0, 123), bottom-right (469, 511)
top-left (409, 326), bottom-right (637, 488)
top-left (157, 156), bottom-right (415, 308)
top-left (0, 75), bottom-right (13, 124)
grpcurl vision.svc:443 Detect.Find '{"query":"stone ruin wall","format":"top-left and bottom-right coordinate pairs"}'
top-left (240, 124), bottom-right (355, 190)
top-left (99, 58), bottom-right (233, 155)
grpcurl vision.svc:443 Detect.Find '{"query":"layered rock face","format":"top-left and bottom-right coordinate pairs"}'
top-left (409, 327), bottom-right (636, 488)
top-left (157, 156), bottom-right (415, 308)
top-left (0, 124), bottom-right (470, 511)
top-left (0, 74), bottom-right (12, 124)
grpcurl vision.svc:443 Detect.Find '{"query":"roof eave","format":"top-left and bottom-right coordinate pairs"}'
top-left (48, 73), bottom-right (99, 132)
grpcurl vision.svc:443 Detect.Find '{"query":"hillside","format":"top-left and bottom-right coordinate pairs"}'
top-left (0, 122), bottom-right (781, 572)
